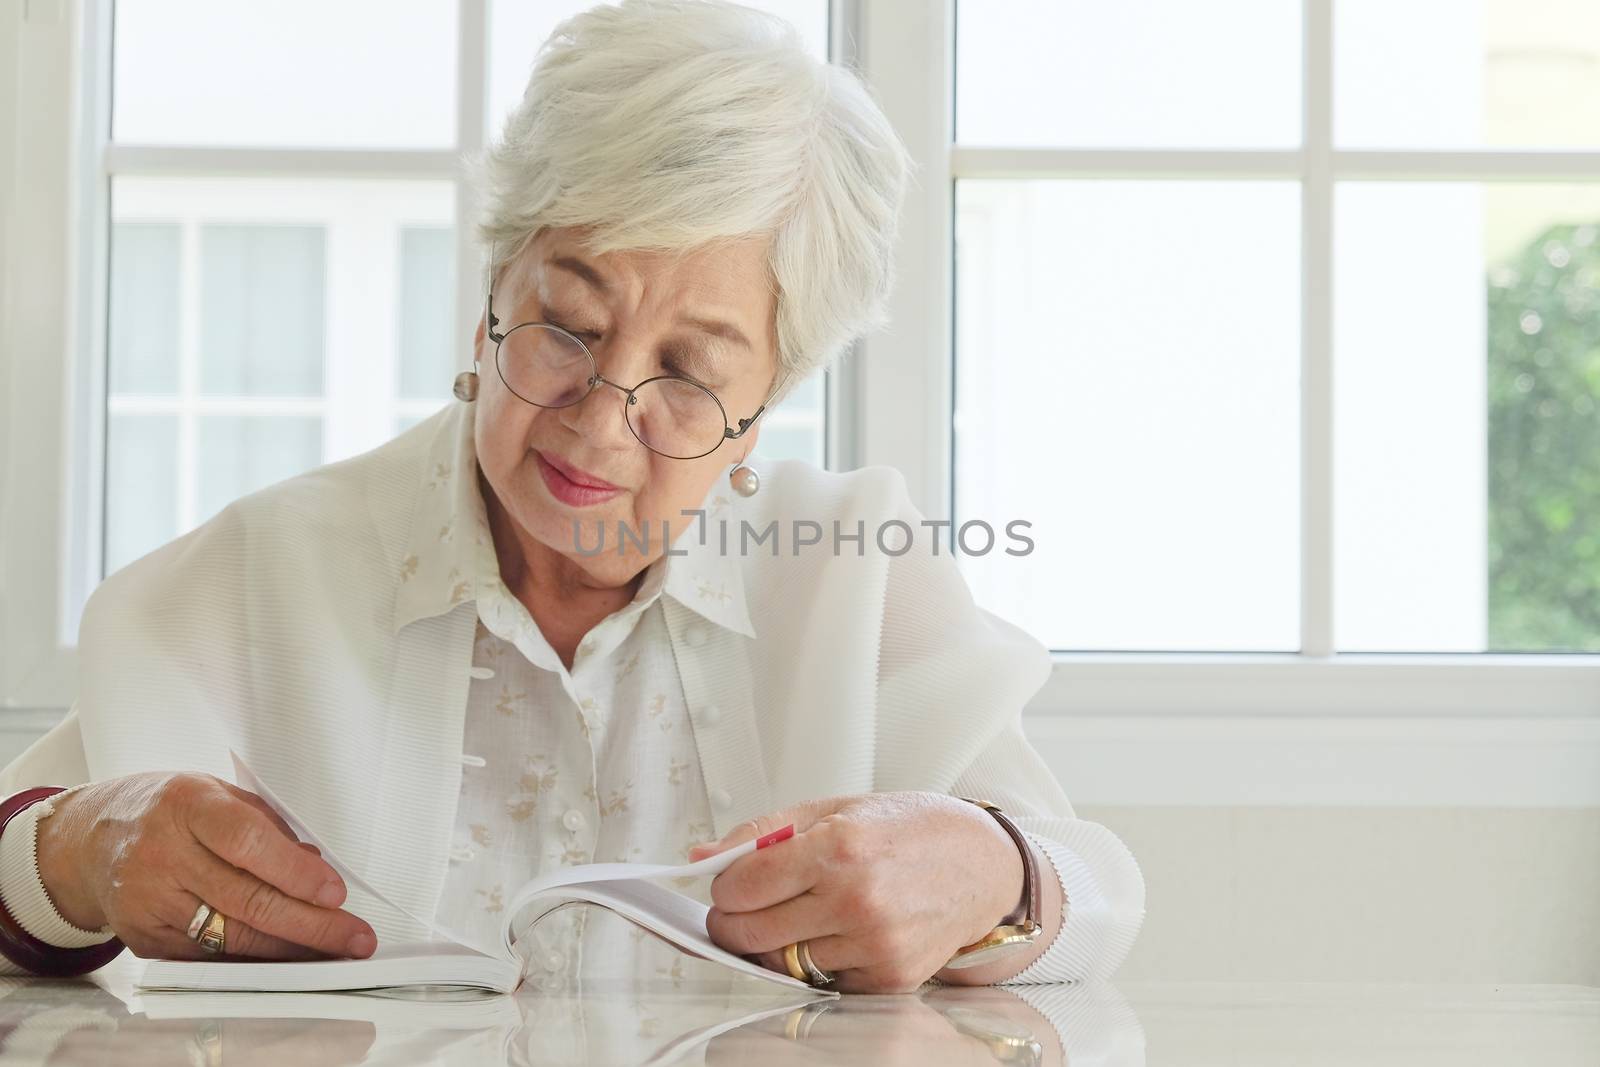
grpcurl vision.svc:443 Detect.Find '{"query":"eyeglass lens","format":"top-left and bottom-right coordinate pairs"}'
top-left (496, 324), bottom-right (728, 460)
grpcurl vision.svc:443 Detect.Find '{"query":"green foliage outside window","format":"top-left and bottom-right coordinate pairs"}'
top-left (1487, 222), bottom-right (1600, 651)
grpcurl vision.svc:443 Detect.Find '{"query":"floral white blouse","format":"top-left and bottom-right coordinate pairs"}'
top-left (441, 549), bottom-right (727, 993)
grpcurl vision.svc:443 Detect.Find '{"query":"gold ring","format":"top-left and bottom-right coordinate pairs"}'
top-left (782, 941), bottom-right (808, 982)
top-left (197, 908), bottom-right (226, 955)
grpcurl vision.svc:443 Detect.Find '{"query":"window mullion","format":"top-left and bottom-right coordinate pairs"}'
top-left (1302, 0), bottom-right (1335, 658)
top-left (825, 0), bottom-right (864, 472)
top-left (176, 220), bottom-right (201, 532)
top-left (854, 0), bottom-right (954, 516)
top-left (454, 0), bottom-right (488, 374)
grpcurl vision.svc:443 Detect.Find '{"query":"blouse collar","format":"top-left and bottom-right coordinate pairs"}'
top-left (391, 402), bottom-right (757, 641)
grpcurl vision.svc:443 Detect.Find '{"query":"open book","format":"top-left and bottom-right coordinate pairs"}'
top-left (134, 753), bottom-right (837, 998)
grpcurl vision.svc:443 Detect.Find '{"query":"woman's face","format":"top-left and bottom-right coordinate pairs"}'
top-left (472, 226), bottom-right (780, 587)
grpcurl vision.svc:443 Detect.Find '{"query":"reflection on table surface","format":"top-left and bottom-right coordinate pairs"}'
top-left (1, 952), bottom-right (1595, 1067)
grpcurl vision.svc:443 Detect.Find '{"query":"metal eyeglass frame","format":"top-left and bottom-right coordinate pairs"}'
top-left (482, 246), bottom-right (780, 461)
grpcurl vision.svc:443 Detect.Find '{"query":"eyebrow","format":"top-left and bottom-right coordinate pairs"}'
top-left (549, 255), bottom-right (754, 354)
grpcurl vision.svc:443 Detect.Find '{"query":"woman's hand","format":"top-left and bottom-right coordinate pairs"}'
top-left (688, 792), bottom-right (1028, 994)
top-left (33, 772), bottom-right (377, 962)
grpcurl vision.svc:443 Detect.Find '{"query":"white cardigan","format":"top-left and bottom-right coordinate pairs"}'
top-left (0, 400), bottom-right (1144, 982)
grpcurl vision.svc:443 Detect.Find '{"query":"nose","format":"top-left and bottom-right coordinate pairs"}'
top-left (557, 374), bottom-right (638, 451)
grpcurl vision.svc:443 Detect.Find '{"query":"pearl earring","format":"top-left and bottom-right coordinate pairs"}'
top-left (729, 462), bottom-right (760, 497)
top-left (452, 369), bottom-right (480, 402)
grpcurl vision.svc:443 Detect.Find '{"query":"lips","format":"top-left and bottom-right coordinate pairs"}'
top-left (535, 451), bottom-right (620, 491)
top-left (533, 449), bottom-right (624, 508)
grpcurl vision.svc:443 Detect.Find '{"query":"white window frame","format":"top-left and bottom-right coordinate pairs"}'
top-left (845, 0), bottom-right (1599, 803)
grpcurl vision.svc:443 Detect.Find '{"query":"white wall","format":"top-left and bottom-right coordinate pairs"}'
top-left (1093, 803), bottom-right (1600, 986)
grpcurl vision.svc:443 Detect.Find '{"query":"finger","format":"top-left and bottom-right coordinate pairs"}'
top-left (710, 816), bottom-right (860, 913)
top-left (218, 787), bottom-right (339, 901)
top-left (216, 783), bottom-right (334, 874)
top-left (805, 932), bottom-right (940, 994)
top-left (800, 931), bottom-right (879, 975)
top-left (217, 782), bottom-right (299, 844)
top-left (688, 798), bottom-right (841, 859)
top-left (705, 892), bottom-right (839, 956)
top-left (752, 928), bottom-right (908, 991)
top-left (212, 917), bottom-right (339, 962)
top-left (163, 887), bottom-right (328, 962)
top-left (183, 845), bottom-right (376, 959)
top-left (188, 793), bottom-right (345, 909)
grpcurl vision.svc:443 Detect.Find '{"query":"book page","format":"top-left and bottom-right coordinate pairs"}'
top-left (500, 828), bottom-right (785, 949)
top-left (519, 878), bottom-right (834, 996)
top-left (229, 749), bottom-right (469, 949)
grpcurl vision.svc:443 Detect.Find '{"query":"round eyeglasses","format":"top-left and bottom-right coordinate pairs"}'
top-left (484, 257), bottom-right (775, 461)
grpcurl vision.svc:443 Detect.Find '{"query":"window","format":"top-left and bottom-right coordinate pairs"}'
top-left (948, 0), bottom-right (1600, 656)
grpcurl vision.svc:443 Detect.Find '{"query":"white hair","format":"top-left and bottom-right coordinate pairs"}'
top-left (470, 0), bottom-right (913, 398)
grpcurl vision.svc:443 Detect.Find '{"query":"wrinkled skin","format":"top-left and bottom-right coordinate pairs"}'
top-left (690, 791), bottom-right (1055, 994)
top-left (36, 773), bottom-right (375, 961)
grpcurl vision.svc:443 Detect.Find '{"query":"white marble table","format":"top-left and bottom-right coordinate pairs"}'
top-left (0, 953), bottom-right (1593, 1066)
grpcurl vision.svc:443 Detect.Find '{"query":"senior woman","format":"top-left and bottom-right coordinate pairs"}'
top-left (0, 0), bottom-right (1143, 994)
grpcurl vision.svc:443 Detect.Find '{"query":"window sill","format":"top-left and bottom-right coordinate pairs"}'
top-left (1025, 653), bottom-right (1600, 807)
top-left (1034, 652), bottom-right (1600, 718)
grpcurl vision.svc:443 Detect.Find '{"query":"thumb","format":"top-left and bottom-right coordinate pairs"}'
top-left (686, 798), bottom-right (840, 860)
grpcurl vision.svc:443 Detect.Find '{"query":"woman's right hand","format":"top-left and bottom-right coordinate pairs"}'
top-left (32, 772), bottom-right (378, 962)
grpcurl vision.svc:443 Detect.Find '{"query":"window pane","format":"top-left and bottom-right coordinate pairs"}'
top-left (105, 415), bottom-right (178, 575)
top-left (752, 373), bottom-right (824, 466)
top-left (487, 0), bottom-right (830, 141)
top-left (955, 0), bottom-right (1301, 148)
top-left (112, 0), bottom-right (457, 148)
top-left (1336, 183), bottom-right (1600, 652)
top-left (197, 416), bottom-right (324, 522)
top-left (201, 225), bottom-right (326, 397)
top-left (1336, 0), bottom-right (1600, 149)
top-left (106, 176), bottom-right (453, 572)
top-left (109, 222), bottom-right (181, 394)
top-left (955, 180), bottom-right (1301, 652)
top-left (398, 226), bottom-right (457, 401)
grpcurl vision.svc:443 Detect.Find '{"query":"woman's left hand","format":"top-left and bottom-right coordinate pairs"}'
top-left (688, 792), bottom-right (1027, 994)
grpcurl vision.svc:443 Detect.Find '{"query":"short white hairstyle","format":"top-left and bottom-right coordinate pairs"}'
top-left (471, 0), bottom-right (913, 398)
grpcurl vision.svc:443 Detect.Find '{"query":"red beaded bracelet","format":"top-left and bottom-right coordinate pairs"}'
top-left (0, 787), bottom-right (125, 976)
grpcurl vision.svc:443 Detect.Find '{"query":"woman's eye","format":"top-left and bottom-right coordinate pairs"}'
top-left (552, 321), bottom-right (601, 341)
